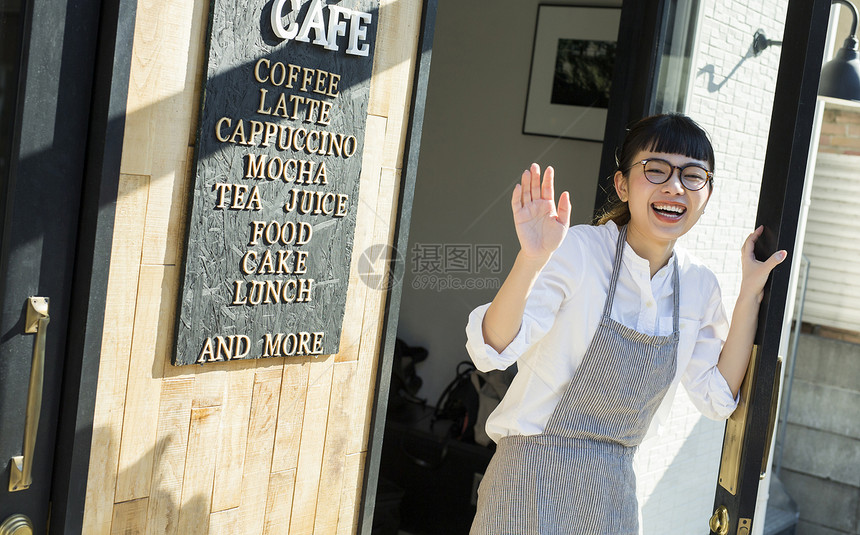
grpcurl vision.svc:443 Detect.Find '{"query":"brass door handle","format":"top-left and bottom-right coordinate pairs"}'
top-left (709, 505), bottom-right (729, 535)
top-left (0, 514), bottom-right (34, 535)
top-left (9, 297), bottom-right (50, 492)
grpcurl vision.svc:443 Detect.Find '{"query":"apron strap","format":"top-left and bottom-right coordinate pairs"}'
top-left (601, 224), bottom-right (628, 320)
top-left (671, 254), bottom-right (680, 333)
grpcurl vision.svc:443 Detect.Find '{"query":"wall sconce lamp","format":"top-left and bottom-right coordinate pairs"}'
top-left (752, 30), bottom-right (782, 57)
top-left (819, 0), bottom-right (860, 105)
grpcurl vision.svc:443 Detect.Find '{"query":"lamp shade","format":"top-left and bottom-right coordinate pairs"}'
top-left (819, 39), bottom-right (860, 105)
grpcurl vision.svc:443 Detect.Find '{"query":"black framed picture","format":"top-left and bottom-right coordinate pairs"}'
top-left (523, 5), bottom-right (621, 141)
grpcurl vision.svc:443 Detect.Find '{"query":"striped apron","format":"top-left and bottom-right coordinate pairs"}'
top-left (471, 225), bottom-right (679, 535)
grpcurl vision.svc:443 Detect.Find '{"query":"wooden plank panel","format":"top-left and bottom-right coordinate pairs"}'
top-left (141, 161), bottom-right (190, 266)
top-left (153, 0), bottom-right (209, 151)
top-left (804, 149), bottom-right (860, 334)
top-left (237, 368), bottom-right (283, 534)
top-left (188, 367), bottom-right (227, 408)
top-left (349, 168), bottom-right (400, 455)
top-left (809, 182), bottom-right (860, 199)
top-left (115, 265), bottom-right (174, 501)
top-left (120, 103), bottom-right (155, 176)
top-left (111, 498), bottom-right (149, 535)
top-left (133, 0), bottom-right (204, 264)
top-left (812, 182), bottom-right (860, 199)
top-left (368, 0), bottom-right (420, 118)
top-left (119, 0), bottom-right (163, 176)
top-left (130, 0), bottom-right (202, 117)
top-left (175, 405), bottom-right (222, 535)
top-left (313, 361), bottom-right (358, 534)
top-left (145, 377), bottom-right (194, 535)
top-left (803, 311), bottom-right (860, 332)
top-left (289, 356), bottom-right (336, 534)
top-left (127, 0), bottom-right (186, 101)
top-left (336, 453), bottom-right (365, 535)
top-left (183, 0), bottom-right (209, 148)
top-left (262, 469), bottom-right (296, 535)
top-left (802, 298), bottom-right (860, 330)
top-left (805, 218), bottom-right (860, 240)
top-left (120, 0), bottom-right (202, 175)
top-left (208, 507), bottom-right (240, 535)
top-left (134, 0), bottom-right (208, 266)
top-left (84, 173), bottom-right (150, 534)
top-left (369, 0), bottom-right (422, 168)
top-left (348, 276), bottom-right (387, 455)
top-left (271, 357), bottom-right (311, 473)
top-left (380, 55), bottom-right (420, 170)
top-left (338, 115), bottom-right (388, 364)
top-left (210, 362), bottom-right (259, 512)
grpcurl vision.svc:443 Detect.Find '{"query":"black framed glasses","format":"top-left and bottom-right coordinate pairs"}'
top-left (626, 158), bottom-right (714, 191)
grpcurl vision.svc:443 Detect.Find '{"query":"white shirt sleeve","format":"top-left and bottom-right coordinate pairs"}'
top-left (680, 275), bottom-right (739, 420)
top-left (465, 230), bottom-right (585, 373)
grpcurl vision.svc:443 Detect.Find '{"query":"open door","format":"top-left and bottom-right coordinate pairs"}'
top-left (597, 0), bottom-right (835, 533)
top-left (709, 1), bottom-right (831, 533)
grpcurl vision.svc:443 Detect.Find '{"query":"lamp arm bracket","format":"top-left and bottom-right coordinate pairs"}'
top-left (833, 0), bottom-right (859, 41)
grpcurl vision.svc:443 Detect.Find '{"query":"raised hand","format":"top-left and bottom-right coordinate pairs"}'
top-left (512, 163), bottom-right (572, 262)
top-left (739, 225), bottom-right (788, 302)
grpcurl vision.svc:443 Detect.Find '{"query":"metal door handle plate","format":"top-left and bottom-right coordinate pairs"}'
top-left (9, 297), bottom-right (49, 492)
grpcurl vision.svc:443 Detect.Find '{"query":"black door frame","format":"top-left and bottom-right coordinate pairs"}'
top-left (50, 0), bottom-right (139, 531)
top-left (595, 0), bottom-right (669, 213)
top-left (0, 0), bottom-right (136, 531)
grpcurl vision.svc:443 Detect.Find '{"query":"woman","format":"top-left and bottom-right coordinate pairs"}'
top-left (466, 114), bottom-right (785, 534)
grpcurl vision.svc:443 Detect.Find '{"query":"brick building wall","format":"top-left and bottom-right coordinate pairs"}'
top-left (818, 106), bottom-right (860, 155)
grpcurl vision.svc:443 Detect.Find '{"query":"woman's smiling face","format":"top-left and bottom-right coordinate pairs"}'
top-left (614, 150), bottom-right (712, 247)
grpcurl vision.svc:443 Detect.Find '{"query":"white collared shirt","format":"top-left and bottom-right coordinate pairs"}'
top-left (465, 221), bottom-right (738, 444)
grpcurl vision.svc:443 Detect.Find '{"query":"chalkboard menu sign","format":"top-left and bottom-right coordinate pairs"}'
top-left (174, 0), bottom-right (379, 365)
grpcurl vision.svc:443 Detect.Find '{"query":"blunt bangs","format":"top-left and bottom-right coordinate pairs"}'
top-left (618, 114), bottom-right (715, 172)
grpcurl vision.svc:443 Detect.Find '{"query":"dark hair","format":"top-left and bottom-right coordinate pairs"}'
top-left (595, 113), bottom-right (715, 225)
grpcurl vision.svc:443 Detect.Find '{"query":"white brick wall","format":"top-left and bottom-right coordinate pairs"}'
top-left (634, 1), bottom-right (788, 533)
